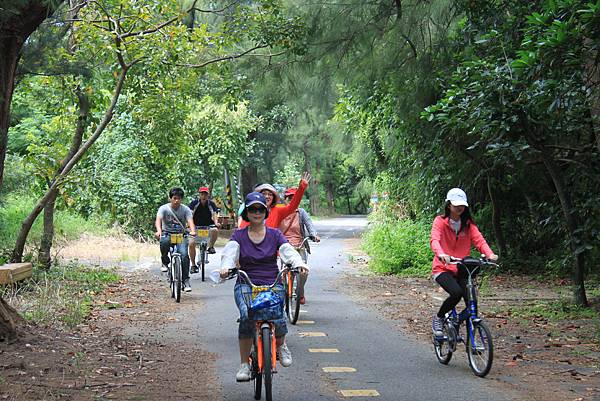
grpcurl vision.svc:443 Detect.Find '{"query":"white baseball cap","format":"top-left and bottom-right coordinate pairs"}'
top-left (445, 188), bottom-right (469, 207)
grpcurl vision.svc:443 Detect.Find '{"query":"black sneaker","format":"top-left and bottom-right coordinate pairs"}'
top-left (191, 265), bottom-right (199, 274)
top-left (207, 247), bottom-right (216, 254)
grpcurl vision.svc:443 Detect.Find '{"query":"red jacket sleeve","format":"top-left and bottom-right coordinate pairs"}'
top-left (429, 216), bottom-right (446, 256)
top-left (469, 223), bottom-right (494, 257)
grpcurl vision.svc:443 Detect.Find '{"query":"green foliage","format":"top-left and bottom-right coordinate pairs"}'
top-left (362, 204), bottom-right (432, 276)
top-left (505, 300), bottom-right (600, 321)
top-left (0, 194), bottom-right (109, 264)
top-left (274, 158), bottom-right (303, 188)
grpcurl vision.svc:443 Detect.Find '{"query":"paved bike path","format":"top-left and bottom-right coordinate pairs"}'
top-left (191, 217), bottom-right (522, 401)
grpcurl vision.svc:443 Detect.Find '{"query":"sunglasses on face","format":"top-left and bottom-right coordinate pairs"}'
top-left (247, 206), bottom-right (267, 214)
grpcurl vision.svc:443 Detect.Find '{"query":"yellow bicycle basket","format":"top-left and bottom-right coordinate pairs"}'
top-left (198, 228), bottom-right (209, 237)
top-left (170, 233), bottom-right (184, 244)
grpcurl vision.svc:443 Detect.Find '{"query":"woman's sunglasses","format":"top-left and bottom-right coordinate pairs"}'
top-left (247, 206), bottom-right (267, 214)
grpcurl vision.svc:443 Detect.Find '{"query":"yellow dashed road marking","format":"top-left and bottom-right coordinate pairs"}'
top-left (296, 320), bottom-right (315, 324)
top-left (309, 348), bottom-right (339, 353)
top-left (339, 389), bottom-right (380, 397)
top-left (322, 367), bottom-right (356, 373)
top-left (298, 332), bottom-right (327, 337)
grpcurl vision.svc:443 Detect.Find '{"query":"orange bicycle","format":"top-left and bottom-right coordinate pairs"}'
top-left (281, 237), bottom-right (312, 324)
top-left (226, 267), bottom-right (289, 401)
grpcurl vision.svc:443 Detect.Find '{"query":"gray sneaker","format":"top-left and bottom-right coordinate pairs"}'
top-left (236, 362), bottom-right (251, 382)
top-left (183, 279), bottom-right (192, 292)
top-left (277, 343), bottom-right (292, 367)
top-left (432, 315), bottom-right (444, 336)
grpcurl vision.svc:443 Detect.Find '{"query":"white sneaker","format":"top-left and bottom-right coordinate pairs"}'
top-left (183, 279), bottom-right (192, 292)
top-left (277, 343), bottom-right (292, 367)
top-left (161, 264), bottom-right (168, 272)
top-left (236, 362), bottom-right (251, 382)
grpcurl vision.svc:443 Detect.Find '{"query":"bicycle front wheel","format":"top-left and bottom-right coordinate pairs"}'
top-left (251, 346), bottom-right (262, 400)
top-left (433, 321), bottom-right (455, 365)
top-left (172, 255), bottom-right (182, 303)
top-left (289, 272), bottom-right (301, 325)
top-left (200, 244), bottom-right (206, 282)
top-left (467, 320), bottom-right (493, 377)
top-left (261, 326), bottom-right (273, 401)
top-left (283, 272), bottom-right (291, 320)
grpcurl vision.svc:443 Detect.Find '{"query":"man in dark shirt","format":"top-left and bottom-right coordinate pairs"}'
top-left (188, 186), bottom-right (221, 272)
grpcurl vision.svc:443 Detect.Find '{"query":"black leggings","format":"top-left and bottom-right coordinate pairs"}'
top-left (435, 272), bottom-right (468, 318)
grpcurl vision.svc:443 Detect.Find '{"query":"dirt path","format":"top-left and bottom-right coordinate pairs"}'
top-left (1, 234), bottom-right (224, 401)
top-left (340, 239), bottom-right (600, 401)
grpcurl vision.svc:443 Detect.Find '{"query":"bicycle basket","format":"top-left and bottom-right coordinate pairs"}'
top-left (197, 228), bottom-right (209, 237)
top-left (239, 285), bottom-right (284, 321)
top-left (170, 233), bottom-right (184, 244)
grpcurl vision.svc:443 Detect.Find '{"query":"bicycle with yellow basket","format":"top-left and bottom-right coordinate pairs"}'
top-left (194, 225), bottom-right (211, 282)
top-left (165, 230), bottom-right (188, 303)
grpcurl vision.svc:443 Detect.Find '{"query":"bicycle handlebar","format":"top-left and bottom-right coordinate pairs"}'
top-left (447, 256), bottom-right (498, 277)
top-left (224, 267), bottom-right (291, 288)
top-left (448, 255), bottom-right (498, 266)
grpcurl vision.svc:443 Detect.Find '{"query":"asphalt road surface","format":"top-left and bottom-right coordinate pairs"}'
top-left (189, 216), bottom-right (522, 401)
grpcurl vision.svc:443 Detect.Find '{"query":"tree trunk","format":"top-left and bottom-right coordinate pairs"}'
top-left (241, 130), bottom-right (258, 195)
top-left (0, 296), bottom-right (23, 342)
top-left (325, 182), bottom-right (335, 214)
top-left (303, 136), bottom-right (319, 215)
top-left (487, 176), bottom-right (507, 256)
top-left (539, 146), bottom-right (588, 306)
top-left (37, 188), bottom-right (57, 269)
top-left (12, 67), bottom-right (128, 262)
top-left (0, 1), bottom-right (64, 192)
top-left (37, 86), bottom-right (89, 269)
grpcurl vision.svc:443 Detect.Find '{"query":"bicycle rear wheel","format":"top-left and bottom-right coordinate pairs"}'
top-left (467, 320), bottom-right (493, 377)
top-left (289, 272), bottom-right (301, 324)
top-left (261, 326), bottom-right (273, 401)
top-left (171, 255), bottom-right (181, 303)
top-left (200, 244), bottom-right (206, 282)
top-left (433, 321), bottom-right (455, 365)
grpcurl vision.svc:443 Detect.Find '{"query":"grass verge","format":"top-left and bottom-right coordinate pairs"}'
top-left (0, 261), bottom-right (120, 329)
top-left (0, 193), bottom-right (111, 264)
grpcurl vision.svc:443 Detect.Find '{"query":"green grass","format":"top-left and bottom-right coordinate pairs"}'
top-left (1, 261), bottom-right (120, 329)
top-left (0, 193), bottom-right (111, 264)
top-left (507, 299), bottom-right (600, 321)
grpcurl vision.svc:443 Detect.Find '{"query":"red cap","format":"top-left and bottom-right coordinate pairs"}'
top-left (198, 186), bottom-right (210, 194)
top-left (284, 187), bottom-right (297, 197)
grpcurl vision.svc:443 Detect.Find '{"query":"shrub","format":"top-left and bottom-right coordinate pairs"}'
top-left (363, 214), bottom-right (432, 277)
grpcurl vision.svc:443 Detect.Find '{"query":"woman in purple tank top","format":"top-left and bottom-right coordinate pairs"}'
top-left (220, 192), bottom-right (310, 382)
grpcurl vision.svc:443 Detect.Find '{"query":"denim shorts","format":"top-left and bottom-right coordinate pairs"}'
top-left (234, 283), bottom-right (287, 339)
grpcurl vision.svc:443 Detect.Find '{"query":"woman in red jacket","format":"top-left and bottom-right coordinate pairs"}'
top-left (238, 172), bottom-right (311, 229)
top-left (430, 188), bottom-right (498, 336)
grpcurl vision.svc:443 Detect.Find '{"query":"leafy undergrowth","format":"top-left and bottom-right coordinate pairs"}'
top-left (362, 217), bottom-right (432, 277)
top-left (1, 262), bottom-right (120, 329)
